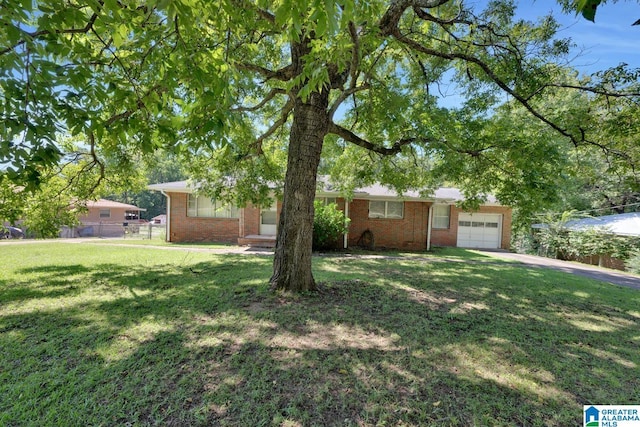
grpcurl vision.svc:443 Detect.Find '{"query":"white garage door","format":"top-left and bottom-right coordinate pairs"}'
top-left (456, 213), bottom-right (502, 249)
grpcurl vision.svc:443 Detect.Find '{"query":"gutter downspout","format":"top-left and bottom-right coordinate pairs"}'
top-left (161, 190), bottom-right (170, 242)
top-left (343, 200), bottom-right (350, 249)
top-left (426, 204), bottom-right (433, 251)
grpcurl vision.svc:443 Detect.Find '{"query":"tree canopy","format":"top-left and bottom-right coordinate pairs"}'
top-left (1, 0), bottom-right (638, 291)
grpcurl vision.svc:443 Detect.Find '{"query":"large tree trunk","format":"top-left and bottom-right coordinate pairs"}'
top-left (270, 88), bottom-right (329, 292)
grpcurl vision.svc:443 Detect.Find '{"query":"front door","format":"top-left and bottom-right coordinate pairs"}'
top-left (259, 204), bottom-right (277, 236)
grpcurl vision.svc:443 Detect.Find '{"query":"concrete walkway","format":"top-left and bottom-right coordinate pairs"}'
top-left (477, 250), bottom-right (640, 291)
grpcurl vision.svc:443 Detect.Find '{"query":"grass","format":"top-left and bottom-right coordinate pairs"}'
top-left (1, 242), bottom-right (639, 426)
top-left (86, 237), bottom-right (235, 248)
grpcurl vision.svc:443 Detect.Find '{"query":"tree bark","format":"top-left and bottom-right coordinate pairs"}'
top-left (270, 89), bottom-right (329, 292)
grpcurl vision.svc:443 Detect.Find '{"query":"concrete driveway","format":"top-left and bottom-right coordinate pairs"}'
top-left (478, 251), bottom-right (640, 291)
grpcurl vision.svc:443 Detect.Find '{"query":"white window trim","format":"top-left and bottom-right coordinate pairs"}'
top-left (99, 209), bottom-right (111, 218)
top-left (368, 200), bottom-right (404, 219)
top-left (432, 204), bottom-right (450, 229)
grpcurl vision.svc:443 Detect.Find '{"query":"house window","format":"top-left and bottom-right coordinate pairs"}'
top-left (99, 209), bottom-right (111, 218)
top-left (369, 201), bottom-right (403, 219)
top-left (432, 205), bottom-right (450, 229)
top-left (125, 211), bottom-right (140, 221)
top-left (187, 194), bottom-right (239, 218)
top-left (316, 197), bottom-right (337, 206)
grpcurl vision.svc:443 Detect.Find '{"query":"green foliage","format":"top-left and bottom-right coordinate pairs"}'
top-left (312, 200), bottom-right (350, 251)
top-left (567, 228), bottom-right (638, 260)
top-left (576, 0), bottom-right (602, 22)
top-left (535, 210), bottom-right (580, 259)
top-left (2, 0), bottom-right (639, 290)
top-left (535, 210), bottom-right (639, 262)
top-left (0, 134), bottom-right (155, 235)
top-left (489, 68), bottom-right (640, 233)
top-left (107, 150), bottom-right (186, 220)
top-left (20, 187), bottom-right (81, 239)
top-left (625, 251), bottom-right (640, 274)
top-left (560, 0), bottom-right (640, 25)
top-left (3, 0), bottom-right (635, 207)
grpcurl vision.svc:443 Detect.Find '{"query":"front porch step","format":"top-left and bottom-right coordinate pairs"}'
top-left (238, 235), bottom-right (276, 248)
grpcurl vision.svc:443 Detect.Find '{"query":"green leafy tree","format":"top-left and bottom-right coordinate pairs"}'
top-left (535, 210), bottom-right (581, 259)
top-left (1, 134), bottom-right (150, 234)
top-left (1, 1), bottom-right (638, 291)
top-left (20, 174), bottom-right (83, 238)
top-left (486, 67), bottom-right (640, 235)
top-left (107, 150), bottom-right (186, 220)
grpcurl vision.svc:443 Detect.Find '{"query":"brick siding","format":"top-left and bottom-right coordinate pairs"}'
top-left (347, 200), bottom-right (428, 250)
top-left (167, 192), bottom-right (512, 249)
top-left (78, 207), bottom-right (133, 224)
top-left (167, 193), bottom-right (240, 243)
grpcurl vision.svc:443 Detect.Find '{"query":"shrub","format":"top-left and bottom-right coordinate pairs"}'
top-left (313, 201), bottom-right (350, 251)
top-left (626, 251), bottom-right (640, 274)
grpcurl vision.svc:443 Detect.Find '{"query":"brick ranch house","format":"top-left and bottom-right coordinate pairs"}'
top-left (147, 180), bottom-right (512, 250)
top-left (61, 199), bottom-right (146, 238)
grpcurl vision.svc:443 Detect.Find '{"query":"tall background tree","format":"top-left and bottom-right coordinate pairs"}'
top-left (1, 0), bottom-right (638, 291)
top-left (106, 150), bottom-right (186, 220)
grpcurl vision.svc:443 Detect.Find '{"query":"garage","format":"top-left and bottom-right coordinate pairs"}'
top-left (456, 213), bottom-right (502, 249)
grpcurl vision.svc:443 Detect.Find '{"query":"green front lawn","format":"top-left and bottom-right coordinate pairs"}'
top-left (1, 242), bottom-right (638, 426)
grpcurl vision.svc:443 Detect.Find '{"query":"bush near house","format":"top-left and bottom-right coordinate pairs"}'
top-left (312, 200), bottom-right (350, 251)
top-left (536, 225), bottom-right (640, 270)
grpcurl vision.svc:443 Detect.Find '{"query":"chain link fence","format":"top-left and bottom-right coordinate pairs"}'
top-left (60, 223), bottom-right (166, 240)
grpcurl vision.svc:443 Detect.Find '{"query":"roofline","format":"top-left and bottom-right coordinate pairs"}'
top-left (315, 191), bottom-right (504, 206)
top-left (150, 182), bottom-right (506, 206)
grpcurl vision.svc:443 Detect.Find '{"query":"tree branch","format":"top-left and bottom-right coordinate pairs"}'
top-left (549, 83), bottom-right (640, 98)
top-left (245, 98), bottom-right (294, 157)
top-left (231, 88), bottom-right (287, 112)
top-left (230, 0), bottom-right (276, 24)
top-left (102, 85), bottom-right (165, 128)
top-left (347, 21), bottom-right (361, 90)
top-left (328, 122), bottom-right (415, 155)
top-left (379, 7), bottom-right (599, 150)
top-left (1, 9), bottom-right (100, 56)
top-left (234, 62), bottom-right (296, 81)
top-left (328, 82), bottom-right (371, 120)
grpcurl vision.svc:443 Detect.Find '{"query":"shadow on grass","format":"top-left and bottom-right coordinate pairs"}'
top-left (1, 252), bottom-right (639, 426)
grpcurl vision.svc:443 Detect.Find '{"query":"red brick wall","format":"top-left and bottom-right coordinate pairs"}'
top-left (347, 200), bottom-right (429, 250)
top-left (242, 203), bottom-right (261, 236)
top-left (348, 201), bottom-right (512, 250)
top-left (167, 191), bottom-right (512, 249)
top-left (167, 193), bottom-right (240, 243)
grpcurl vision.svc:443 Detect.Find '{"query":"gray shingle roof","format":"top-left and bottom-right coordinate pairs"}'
top-left (148, 180), bottom-right (502, 205)
top-left (564, 212), bottom-right (640, 237)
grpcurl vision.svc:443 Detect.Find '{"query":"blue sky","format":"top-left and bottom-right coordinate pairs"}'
top-left (514, 1), bottom-right (640, 73)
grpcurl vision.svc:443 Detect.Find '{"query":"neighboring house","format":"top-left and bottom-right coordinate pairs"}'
top-left (148, 180), bottom-right (511, 250)
top-left (152, 214), bottom-right (167, 224)
top-left (563, 212), bottom-right (640, 237)
top-left (62, 199), bottom-right (146, 238)
top-left (533, 212), bottom-right (640, 270)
